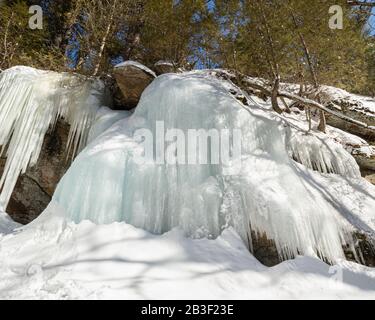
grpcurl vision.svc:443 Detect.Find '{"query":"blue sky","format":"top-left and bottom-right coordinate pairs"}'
top-left (369, 8), bottom-right (375, 34)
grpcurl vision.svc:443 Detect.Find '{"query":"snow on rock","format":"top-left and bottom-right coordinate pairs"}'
top-left (279, 82), bottom-right (375, 139)
top-left (52, 72), bottom-right (375, 263)
top-left (279, 82), bottom-right (375, 115)
top-left (114, 60), bottom-right (157, 78)
top-left (0, 66), bottom-right (107, 210)
top-left (319, 85), bottom-right (375, 114)
top-left (154, 60), bottom-right (176, 75)
top-left (0, 206), bottom-right (374, 299)
top-left (325, 126), bottom-right (375, 172)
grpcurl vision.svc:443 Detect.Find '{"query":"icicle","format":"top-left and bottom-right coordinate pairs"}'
top-left (0, 66), bottom-right (106, 209)
top-left (52, 73), bottom-right (375, 263)
top-left (286, 129), bottom-right (361, 178)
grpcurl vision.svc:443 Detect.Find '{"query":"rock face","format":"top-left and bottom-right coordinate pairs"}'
top-left (345, 233), bottom-right (375, 267)
top-left (2, 120), bottom-right (70, 224)
top-left (113, 61), bottom-right (156, 109)
top-left (251, 233), bottom-right (280, 267)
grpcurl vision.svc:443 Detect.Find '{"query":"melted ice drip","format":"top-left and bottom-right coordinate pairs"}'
top-left (51, 73), bottom-right (374, 263)
top-left (0, 66), bottom-right (106, 209)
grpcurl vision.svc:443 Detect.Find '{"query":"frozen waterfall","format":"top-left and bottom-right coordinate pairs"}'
top-left (0, 66), bottom-right (107, 209)
top-left (52, 72), bottom-right (374, 263)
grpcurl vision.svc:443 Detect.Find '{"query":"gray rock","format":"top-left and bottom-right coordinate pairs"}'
top-left (1, 120), bottom-right (70, 224)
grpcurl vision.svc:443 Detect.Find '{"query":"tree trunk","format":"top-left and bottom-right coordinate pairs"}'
top-left (290, 7), bottom-right (326, 132)
top-left (271, 76), bottom-right (283, 114)
top-left (1, 12), bottom-right (14, 69)
top-left (92, 0), bottom-right (118, 76)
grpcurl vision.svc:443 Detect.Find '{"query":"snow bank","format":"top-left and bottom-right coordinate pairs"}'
top-left (0, 66), bottom-right (107, 209)
top-left (52, 72), bottom-right (375, 263)
top-left (0, 207), bottom-right (374, 299)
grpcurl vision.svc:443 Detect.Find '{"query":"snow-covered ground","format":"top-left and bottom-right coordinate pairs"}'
top-left (0, 205), bottom-right (375, 300)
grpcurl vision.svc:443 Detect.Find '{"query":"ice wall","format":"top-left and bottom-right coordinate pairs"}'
top-left (53, 73), bottom-right (375, 262)
top-left (0, 66), bottom-right (106, 209)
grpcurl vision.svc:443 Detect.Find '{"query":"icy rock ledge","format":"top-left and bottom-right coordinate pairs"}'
top-left (53, 72), bottom-right (375, 263)
top-left (0, 66), bottom-right (107, 210)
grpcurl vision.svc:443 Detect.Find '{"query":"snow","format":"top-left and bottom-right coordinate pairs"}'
top-left (0, 66), bottom-right (107, 210)
top-left (0, 208), bottom-right (20, 235)
top-left (0, 206), bottom-right (374, 299)
top-left (114, 60), bottom-right (157, 78)
top-left (52, 72), bottom-right (375, 263)
top-left (155, 60), bottom-right (174, 67)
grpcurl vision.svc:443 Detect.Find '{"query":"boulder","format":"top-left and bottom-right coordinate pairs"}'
top-left (154, 60), bottom-right (176, 75)
top-left (113, 61), bottom-right (156, 109)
